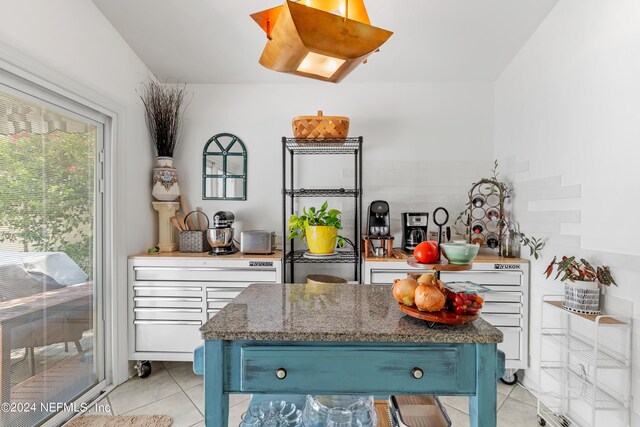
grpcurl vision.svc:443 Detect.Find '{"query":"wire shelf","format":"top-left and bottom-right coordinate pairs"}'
top-left (284, 137), bottom-right (361, 154)
top-left (541, 366), bottom-right (627, 410)
top-left (541, 330), bottom-right (629, 368)
top-left (285, 250), bottom-right (358, 264)
top-left (284, 188), bottom-right (360, 198)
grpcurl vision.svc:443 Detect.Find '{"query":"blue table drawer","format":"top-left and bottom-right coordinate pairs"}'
top-left (240, 345), bottom-right (475, 394)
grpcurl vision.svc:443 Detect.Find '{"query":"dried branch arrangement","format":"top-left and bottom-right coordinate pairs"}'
top-left (138, 79), bottom-right (189, 157)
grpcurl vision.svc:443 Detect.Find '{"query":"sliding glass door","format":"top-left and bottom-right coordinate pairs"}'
top-left (0, 83), bottom-right (105, 426)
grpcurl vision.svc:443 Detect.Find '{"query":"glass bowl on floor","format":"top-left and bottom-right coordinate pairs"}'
top-left (302, 395), bottom-right (377, 427)
top-left (240, 400), bottom-right (302, 427)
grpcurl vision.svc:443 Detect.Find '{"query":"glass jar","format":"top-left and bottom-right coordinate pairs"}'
top-left (501, 232), bottom-right (521, 258)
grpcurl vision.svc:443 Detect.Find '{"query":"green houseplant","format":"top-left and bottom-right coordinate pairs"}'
top-left (288, 201), bottom-right (345, 254)
top-left (544, 256), bottom-right (616, 315)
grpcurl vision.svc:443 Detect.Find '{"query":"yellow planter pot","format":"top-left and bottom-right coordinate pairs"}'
top-left (305, 226), bottom-right (338, 254)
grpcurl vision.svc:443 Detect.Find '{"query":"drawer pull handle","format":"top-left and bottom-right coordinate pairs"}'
top-left (275, 368), bottom-right (287, 379)
top-left (412, 367), bottom-right (424, 379)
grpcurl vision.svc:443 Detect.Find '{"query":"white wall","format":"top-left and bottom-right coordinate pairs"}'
top-left (177, 82), bottom-right (494, 280)
top-left (495, 1), bottom-right (640, 424)
top-left (0, 0), bottom-right (154, 254)
top-left (0, 0), bottom-right (153, 383)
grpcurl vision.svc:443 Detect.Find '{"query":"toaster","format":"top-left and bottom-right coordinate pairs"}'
top-left (240, 230), bottom-right (276, 254)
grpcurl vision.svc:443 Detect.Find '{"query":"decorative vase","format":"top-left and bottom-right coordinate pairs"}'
top-left (305, 226), bottom-right (338, 254)
top-left (152, 156), bottom-right (180, 201)
top-left (500, 232), bottom-right (521, 258)
top-left (563, 280), bottom-right (601, 315)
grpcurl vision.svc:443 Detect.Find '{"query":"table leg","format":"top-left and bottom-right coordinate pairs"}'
top-left (469, 344), bottom-right (497, 427)
top-left (204, 340), bottom-right (228, 427)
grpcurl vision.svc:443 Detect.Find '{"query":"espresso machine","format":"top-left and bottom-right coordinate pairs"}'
top-left (401, 212), bottom-right (429, 253)
top-left (207, 211), bottom-right (238, 255)
top-left (367, 200), bottom-right (391, 236)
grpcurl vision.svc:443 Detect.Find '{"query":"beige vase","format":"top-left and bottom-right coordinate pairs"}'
top-left (152, 156), bottom-right (180, 201)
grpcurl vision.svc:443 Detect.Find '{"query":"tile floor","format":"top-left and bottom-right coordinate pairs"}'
top-left (88, 362), bottom-right (541, 426)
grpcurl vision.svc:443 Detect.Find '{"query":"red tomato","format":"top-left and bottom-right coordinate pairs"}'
top-left (413, 241), bottom-right (439, 263)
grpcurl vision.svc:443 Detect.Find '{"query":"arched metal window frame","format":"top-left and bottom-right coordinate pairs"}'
top-left (202, 132), bottom-right (247, 200)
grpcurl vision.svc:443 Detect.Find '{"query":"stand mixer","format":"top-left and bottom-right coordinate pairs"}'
top-left (207, 211), bottom-right (238, 255)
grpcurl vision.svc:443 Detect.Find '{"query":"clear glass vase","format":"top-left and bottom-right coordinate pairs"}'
top-left (501, 232), bottom-right (521, 258)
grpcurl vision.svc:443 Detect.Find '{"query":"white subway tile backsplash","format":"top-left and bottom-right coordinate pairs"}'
top-left (516, 184), bottom-right (582, 201)
top-left (514, 175), bottom-right (562, 191)
top-left (516, 210), bottom-right (581, 223)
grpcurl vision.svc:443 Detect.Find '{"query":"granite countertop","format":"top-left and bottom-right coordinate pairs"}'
top-left (201, 283), bottom-right (503, 344)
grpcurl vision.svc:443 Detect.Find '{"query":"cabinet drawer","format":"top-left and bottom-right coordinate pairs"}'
top-left (134, 308), bottom-right (202, 321)
top-left (240, 345), bottom-right (475, 394)
top-left (481, 314), bottom-right (521, 327)
top-left (133, 284), bottom-right (202, 298)
top-left (207, 298), bottom-right (232, 310)
top-left (135, 267), bottom-right (277, 282)
top-left (441, 272), bottom-right (522, 286)
top-left (135, 321), bottom-right (202, 353)
top-left (482, 302), bottom-right (522, 314)
top-left (484, 292), bottom-right (521, 303)
top-left (497, 327), bottom-right (521, 361)
top-left (207, 287), bottom-right (246, 299)
top-left (134, 296), bottom-right (202, 309)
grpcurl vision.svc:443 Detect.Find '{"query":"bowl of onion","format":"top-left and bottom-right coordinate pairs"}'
top-left (392, 273), bottom-right (446, 313)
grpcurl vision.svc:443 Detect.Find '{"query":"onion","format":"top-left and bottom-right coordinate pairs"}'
top-left (392, 278), bottom-right (419, 306)
top-left (415, 284), bottom-right (446, 312)
top-left (417, 273), bottom-right (436, 286)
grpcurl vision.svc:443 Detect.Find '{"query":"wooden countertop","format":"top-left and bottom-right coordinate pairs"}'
top-left (129, 250), bottom-right (282, 260)
top-left (364, 250), bottom-right (528, 264)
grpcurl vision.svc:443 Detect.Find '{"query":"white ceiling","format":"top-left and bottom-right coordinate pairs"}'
top-left (92, 0), bottom-right (558, 84)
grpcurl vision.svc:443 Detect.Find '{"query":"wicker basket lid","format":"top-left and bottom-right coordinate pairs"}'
top-left (292, 110), bottom-right (350, 122)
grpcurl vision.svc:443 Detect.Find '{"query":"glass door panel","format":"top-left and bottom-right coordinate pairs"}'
top-left (0, 88), bottom-right (103, 426)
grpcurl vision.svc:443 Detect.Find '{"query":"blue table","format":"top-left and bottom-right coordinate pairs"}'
top-left (194, 283), bottom-right (504, 427)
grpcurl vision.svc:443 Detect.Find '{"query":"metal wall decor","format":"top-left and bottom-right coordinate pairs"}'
top-left (202, 133), bottom-right (247, 200)
top-left (466, 178), bottom-right (506, 252)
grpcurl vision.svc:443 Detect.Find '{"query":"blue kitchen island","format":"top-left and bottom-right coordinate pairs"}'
top-left (194, 283), bottom-right (503, 427)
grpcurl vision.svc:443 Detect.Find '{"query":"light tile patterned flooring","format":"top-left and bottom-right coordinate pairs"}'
top-left (89, 362), bottom-right (540, 426)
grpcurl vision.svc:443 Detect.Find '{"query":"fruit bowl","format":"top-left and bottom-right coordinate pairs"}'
top-left (440, 243), bottom-right (479, 265)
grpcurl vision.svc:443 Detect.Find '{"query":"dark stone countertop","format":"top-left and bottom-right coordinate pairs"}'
top-left (200, 283), bottom-right (503, 344)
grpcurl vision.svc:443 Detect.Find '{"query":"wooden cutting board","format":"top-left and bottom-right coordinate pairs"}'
top-left (375, 401), bottom-right (392, 427)
top-left (398, 303), bottom-right (479, 325)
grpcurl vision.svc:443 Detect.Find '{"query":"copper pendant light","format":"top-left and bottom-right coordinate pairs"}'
top-left (250, 0), bottom-right (393, 83)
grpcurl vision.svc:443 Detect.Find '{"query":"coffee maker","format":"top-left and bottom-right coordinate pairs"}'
top-left (206, 211), bottom-right (238, 255)
top-left (367, 200), bottom-right (390, 236)
top-left (401, 212), bottom-right (429, 253)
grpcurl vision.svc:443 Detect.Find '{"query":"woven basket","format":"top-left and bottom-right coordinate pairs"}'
top-left (292, 110), bottom-right (350, 139)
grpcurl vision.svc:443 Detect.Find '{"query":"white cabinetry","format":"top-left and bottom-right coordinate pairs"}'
top-left (128, 254), bottom-right (281, 362)
top-left (538, 295), bottom-right (631, 427)
top-left (363, 257), bottom-right (529, 382)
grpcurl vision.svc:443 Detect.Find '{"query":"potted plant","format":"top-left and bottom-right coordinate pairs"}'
top-left (287, 201), bottom-right (345, 254)
top-left (544, 256), bottom-right (617, 315)
top-left (138, 79), bottom-right (189, 201)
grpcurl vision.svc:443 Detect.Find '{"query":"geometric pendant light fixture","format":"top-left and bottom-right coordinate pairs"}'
top-left (250, 0), bottom-right (393, 83)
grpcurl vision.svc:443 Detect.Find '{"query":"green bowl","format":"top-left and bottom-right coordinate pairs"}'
top-left (440, 243), bottom-right (480, 264)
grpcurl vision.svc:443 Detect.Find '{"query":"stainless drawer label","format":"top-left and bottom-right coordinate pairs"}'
top-left (250, 261), bottom-right (273, 267)
top-left (494, 264), bottom-right (520, 270)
